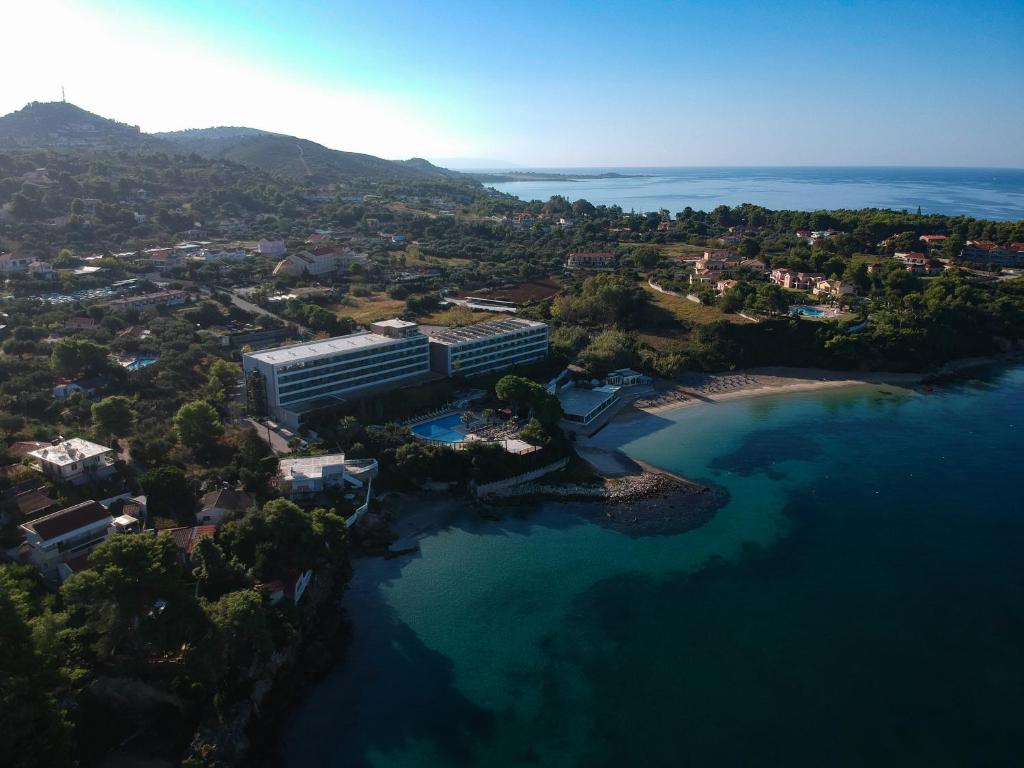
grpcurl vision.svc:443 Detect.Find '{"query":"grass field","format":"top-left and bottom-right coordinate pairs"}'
top-left (332, 292), bottom-right (407, 324)
top-left (400, 244), bottom-right (474, 268)
top-left (642, 284), bottom-right (752, 325)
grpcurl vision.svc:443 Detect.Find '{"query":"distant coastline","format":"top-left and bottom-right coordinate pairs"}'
top-left (467, 170), bottom-right (647, 183)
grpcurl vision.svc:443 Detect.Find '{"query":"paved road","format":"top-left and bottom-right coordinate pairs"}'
top-left (235, 417), bottom-right (293, 454)
top-left (214, 285), bottom-right (313, 337)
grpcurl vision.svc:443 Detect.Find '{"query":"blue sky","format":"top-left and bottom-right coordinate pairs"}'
top-left (5, 0), bottom-right (1024, 166)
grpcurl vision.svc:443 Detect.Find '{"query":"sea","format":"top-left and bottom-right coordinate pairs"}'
top-left (485, 166), bottom-right (1024, 221)
top-left (283, 364), bottom-right (1024, 767)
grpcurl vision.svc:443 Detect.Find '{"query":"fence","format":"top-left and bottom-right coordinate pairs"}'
top-left (472, 457), bottom-right (570, 497)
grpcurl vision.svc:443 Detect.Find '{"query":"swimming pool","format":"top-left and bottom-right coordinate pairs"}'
top-left (411, 413), bottom-right (467, 444)
top-left (789, 306), bottom-right (827, 317)
top-left (123, 356), bottom-right (158, 371)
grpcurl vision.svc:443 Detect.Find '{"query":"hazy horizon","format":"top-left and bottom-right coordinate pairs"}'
top-left (5, 0), bottom-right (1023, 168)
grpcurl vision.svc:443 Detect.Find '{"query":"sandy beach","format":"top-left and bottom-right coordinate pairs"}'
top-left (630, 367), bottom-right (925, 416)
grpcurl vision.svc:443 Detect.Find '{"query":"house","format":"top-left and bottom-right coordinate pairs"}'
top-left (18, 500), bottom-right (134, 580)
top-left (0, 253), bottom-right (32, 273)
top-left (272, 247), bottom-right (349, 277)
top-left (202, 248), bottom-right (247, 264)
top-left (813, 279), bottom-right (854, 298)
top-left (52, 374), bottom-right (112, 400)
top-left (0, 486), bottom-right (57, 526)
top-left (895, 252), bottom-right (943, 274)
top-left (919, 235), bottom-right (947, 247)
top-left (656, 221), bottom-right (672, 231)
top-left (28, 261), bottom-right (55, 279)
top-left (137, 247), bottom-right (184, 270)
top-left (771, 269), bottom-right (826, 291)
top-left (26, 438), bottom-right (116, 485)
top-left (105, 290), bottom-right (190, 312)
top-left (277, 454), bottom-right (378, 499)
top-left (716, 278), bottom-right (739, 293)
top-left (264, 569), bottom-right (313, 605)
top-left (257, 238), bottom-right (287, 257)
top-left (566, 252), bottom-right (615, 270)
top-left (958, 243), bottom-right (1023, 267)
top-left (690, 251), bottom-right (741, 286)
top-left (740, 258), bottom-right (768, 273)
top-left (64, 316), bottom-right (97, 332)
top-left (197, 487), bottom-right (255, 526)
top-left (116, 325), bottom-right (151, 340)
top-left (161, 525), bottom-right (217, 559)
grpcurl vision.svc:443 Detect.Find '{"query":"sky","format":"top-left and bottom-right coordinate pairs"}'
top-left (4, 0), bottom-right (1023, 167)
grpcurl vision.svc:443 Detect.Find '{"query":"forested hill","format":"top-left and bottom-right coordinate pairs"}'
top-left (0, 101), bottom-right (165, 151)
top-left (0, 102), bottom-right (471, 186)
top-left (156, 129), bottom-right (463, 185)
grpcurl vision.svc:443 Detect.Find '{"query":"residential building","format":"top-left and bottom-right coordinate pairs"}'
top-left (0, 253), bottom-right (32, 273)
top-left (428, 318), bottom-right (549, 377)
top-left (26, 438), bottom-right (116, 485)
top-left (197, 487), bottom-right (255, 526)
top-left (272, 246), bottom-right (363, 277)
top-left (105, 290), bottom-right (190, 312)
top-left (28, 261), bottom-right (55, 279)
top-left (243, 319), bottom-right (431, 427)
top-left (202, 248), bottom-right (247, 264)
top-left (265, 569), bottom-right (313, 605)
top-left (566, 251), bottom-right (615, 270)
top-left (18, 500), bottom-right (137, 580)
top-left (136, 247), bottom-right (184, 270)
top-left (919, 234), bottom-right (947, 247)
top-left (716, 278), bottom-right (739, 293)
top-left (771, 268), bottom-right (826, 291)
top-left (959, 243), bottom-right (1023, 267)
top-left (52, 374), bottom-right (112, 400)
top-left (277, 454), bottom-right (378, 499)
top-left (813, 279), bottom-right (855, 298)
top-left (161, 525), bottom-right (217, 559)
top-left (257, 238), bottom-right (287, 257)
top-left (64, 316), bottom-right (97, 331)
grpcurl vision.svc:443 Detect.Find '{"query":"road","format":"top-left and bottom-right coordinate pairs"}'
top-left (214, 285), bottom-right (314, 337)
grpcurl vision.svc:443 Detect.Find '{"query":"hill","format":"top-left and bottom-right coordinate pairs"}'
top-left (0, 102), bottom-right (469, 186)
top-left (0, 101), bottom-right (165, 150)
top-left (157, 129), bottom-right (455, 184)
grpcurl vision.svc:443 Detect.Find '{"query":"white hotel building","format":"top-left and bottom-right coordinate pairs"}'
top-left (243, 319), bottom-right (430, 427)
top-left (428, 318), bottom-right (549, 377)
top-left (244, 318), bottom-right (549, 427)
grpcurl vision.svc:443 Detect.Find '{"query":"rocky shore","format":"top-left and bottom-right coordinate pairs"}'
top-left (481, 469), bottom-right (727, 535)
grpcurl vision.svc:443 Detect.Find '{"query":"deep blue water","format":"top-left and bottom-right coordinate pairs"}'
top-left (284, 366), bottom-right (1024, 766)
top-left (486, 166), bottom-right (1024, 220)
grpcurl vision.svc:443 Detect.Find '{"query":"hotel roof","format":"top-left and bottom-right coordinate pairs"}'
top-left (428, 318), bottom-right (546, 346)
top-left (245, 329), bottom-right (420, 364)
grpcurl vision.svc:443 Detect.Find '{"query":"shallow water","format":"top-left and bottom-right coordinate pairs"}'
top-left (284, 367), bottom-right (1024, 766)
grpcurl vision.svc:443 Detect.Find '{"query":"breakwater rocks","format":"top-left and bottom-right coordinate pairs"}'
top-left (482, 471), bottom-right (728, 535)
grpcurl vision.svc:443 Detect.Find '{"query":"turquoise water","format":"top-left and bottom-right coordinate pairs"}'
top-left (789, 306), bottom-right (826, 317)
top-left (125, 356), bottom-right (157, 371)
top-left (284, 366), bottom-right (1024, 766)
top-left (487, 166), bottom-right (1024, 220)
top-left (411, 413), bottom-right (467, 444)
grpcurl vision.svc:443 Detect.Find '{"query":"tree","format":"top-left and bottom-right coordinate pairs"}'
top-left (0, 585), bottom-right (72, 768)
top-left (395, 442), bottom-right (432, 483)
top-left (191, 537), bottom-right (248, 601)
top-left (141, 465), bottom-right (194, 522)
top-left (202, 590), bottom-right (273, 684)
top-left (520, 418), bottom-right (550, 446)
top-left (219, 499), bottom-right (320, 580)
top-left (91, 395), bottom-right (134, 439)
top-left (494, 375), bottom-right (535, 417)
top-left (61, 535), bottom-right (197, 659)
top-left (174, 400), bottom-right (224, 454)
top-left (51, 338), bottom-right (110, 378)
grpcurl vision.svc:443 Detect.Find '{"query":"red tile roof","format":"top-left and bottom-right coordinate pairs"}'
top-left (161, 525), bottom-right (217, 555)
top-left (22, 501), bottom-right (110, 541)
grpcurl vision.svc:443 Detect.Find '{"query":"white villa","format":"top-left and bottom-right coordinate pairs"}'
top-left (19, 500), bottom-right (139, 580)
top-left (277, 453), bottom-right (378, 499)
top-left (26, 438), bottom-right (116, 485)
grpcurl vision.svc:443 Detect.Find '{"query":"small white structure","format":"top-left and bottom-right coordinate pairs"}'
top-left (26, 438), bottom-right (116, 485)
top-left (277, 454), bottom-right (378, 499)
